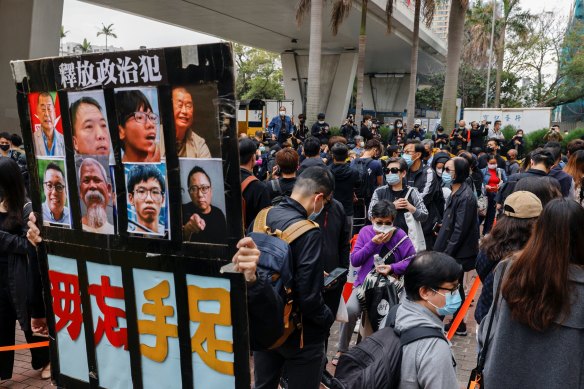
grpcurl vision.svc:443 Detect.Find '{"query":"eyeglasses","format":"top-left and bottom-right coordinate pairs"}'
top-left (128, 111), bottom-right (159, 124)
top-left (132, 188), bottom-right (164, 201)
top-left (188, 185), bottom-right (211, 194)
top-left (387, 167), bottom-right (402, 174)
top-left (44, 182), bottom-right (65, 193)
top-left (432, 285), bottom-right (460, 297)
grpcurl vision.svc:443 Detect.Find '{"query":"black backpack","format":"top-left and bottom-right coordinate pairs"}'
top-left (270, 179), bottom-right (286, 206)
top-left (332, 305), bottom-right (446, 389)
top-left (353, 158), bottom-right (374, 199)
top-left (246, 207), bottom-right (319, 351)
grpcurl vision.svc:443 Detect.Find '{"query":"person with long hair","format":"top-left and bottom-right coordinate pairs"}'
top-left (564, 149), bottom-right (584, 206)
top-left (474, 191), bottom-right (543, 325)
top-left (479, 198), bottom-right (584, 387)
top-left (0, 158), bottom-right (50, 380)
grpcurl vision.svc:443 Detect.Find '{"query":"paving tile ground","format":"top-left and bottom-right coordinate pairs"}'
top-left (6, 273), bottom-right (481, 388)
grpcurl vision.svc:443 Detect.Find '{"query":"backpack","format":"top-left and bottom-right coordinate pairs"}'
top-left (332, 305), bottom-right (446, 389)
top-left (246, 207), bottom-right (319, 351)
top-left (241, 175), bottom-right (258, 227)
top-left (270, 179), bottom-right (286, 206)
top-left (353, 158), bottom-right (374, 199)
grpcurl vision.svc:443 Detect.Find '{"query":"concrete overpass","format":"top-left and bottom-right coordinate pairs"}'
top-left (0, 0), bottom-right (447, 130)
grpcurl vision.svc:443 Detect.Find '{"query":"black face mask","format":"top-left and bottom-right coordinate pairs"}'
top-left (486, 147), bottom-right (494, 153)
top-left (0, 144), bottom-right (10, 152)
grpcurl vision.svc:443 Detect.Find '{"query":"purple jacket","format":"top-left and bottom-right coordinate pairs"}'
top-left (351, 226), bottom-right (416, 287)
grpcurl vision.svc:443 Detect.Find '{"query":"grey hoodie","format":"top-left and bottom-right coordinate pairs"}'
top-left (394, 298), bottom-right (458, 389)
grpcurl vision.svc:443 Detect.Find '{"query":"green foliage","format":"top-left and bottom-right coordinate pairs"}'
top-left (379, 126), bottom-right (391, 143)
top-left (330, 127), bottom-right (341, 137)
top-left (525, 128), bottom-right (549, 151)
top-left (502, 125), bottom-right (516, 141)
top-left (234, 43), bottom-right (284, 100)
top-left (562, 128), bottom-right (584, 149)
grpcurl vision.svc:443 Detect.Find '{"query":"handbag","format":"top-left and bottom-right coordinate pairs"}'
top-left (356, 235), bottom-right (408, 332)
top-left (467, 261), bottom-right (509, 389)
top-left (403, 187), bottom-right (426, 252)
top-left (477, 193), bottom-right (488, 217)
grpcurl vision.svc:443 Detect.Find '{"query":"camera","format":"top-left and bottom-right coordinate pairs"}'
top-left (486, 121), bottom-right (492, 125)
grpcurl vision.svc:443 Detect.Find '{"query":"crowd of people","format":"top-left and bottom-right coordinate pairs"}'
top-left (1, 110), bottom-right (584, 388)
top-left (237, 112), bottom-right (584, 388)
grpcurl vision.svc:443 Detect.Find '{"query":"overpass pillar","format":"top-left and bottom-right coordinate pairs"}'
top-left (281, 52), bottom-right (357, 127)
top-left (0, 0), bottom-right (63, 133)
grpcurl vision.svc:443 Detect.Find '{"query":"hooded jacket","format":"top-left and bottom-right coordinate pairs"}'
top-left (329, 162), bottom-right (361, 216)
top-left (395, 298), bottom-right (458, 389)
top-left (479, 262), bottom-right (584, 388)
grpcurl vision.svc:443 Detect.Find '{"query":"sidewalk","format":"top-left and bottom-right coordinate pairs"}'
top-left (0, 326), bottom-right (53, 389)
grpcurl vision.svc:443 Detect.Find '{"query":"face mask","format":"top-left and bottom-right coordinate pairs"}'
top-left (0, 144), bottom-right (9, 152)
top-left (428, 290), bottom-right (462, 316)
top-left (318, 120), bottom-right (325, 124)
top-left (402, 153), bottom-right (414, 167)
top-left (441, 172), bottom-right (453, 185)
top-left (308, 196), bottom-right (324, 221)
top-left (488, 163), bottom-right (497, 170)
top-left (486, 147), bottom-right (494, 153)
top-left (436, 168), bottom-right (443, 177)
top-left (386, 173), bottom-right (401, 185)
top-left (373, 223), bottom-right (394, 234)
top-left (397, 123), bottom-right (402, 128)
top-left (259, 146), bottom-right (266, 153)
top-left (360, 142), bottom-right (365, 148)
top-left (279, 111), bottom-right (285, 116)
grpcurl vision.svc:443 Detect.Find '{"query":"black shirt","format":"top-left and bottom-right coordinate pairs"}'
top-left (0, 213), bottom-right (8, 264)
top-left (182, 203), bottom-right (227, 245)
top-left (267, 177), bottom-right (296, 200)
top-left (240, 168), bottom-right (271, 229)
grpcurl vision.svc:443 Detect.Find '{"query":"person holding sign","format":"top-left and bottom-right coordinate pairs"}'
top-left (172, 87), bottom-right (211, 158)
top-left (32, 92), bottom-right (65, 157)
top-left (127, 164), bottom-right (166, 235)
top-left (115, 89), bottom-right (161, 162)
top-left (182, 166), bottom-right (226, 244)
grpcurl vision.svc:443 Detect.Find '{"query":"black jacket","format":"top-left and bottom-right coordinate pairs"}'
top-left (329, 163), bottom-right (361, 216)
top-left (548, 165), bottom-right (573, 197)
top-left (297, 157), bottom-right (325, 177)
top-left (360, 124), bottom-right (372, 141)
top-left (249, 197), bottom-right (334, 345)
top-left (241, 168), bottom-right (271, 229)
top-left (406, 164), bottom-right (444, 236)
top-left (434, 181), bottom-right (479, 261)
top-left (470, 125), bottom-right (488, 149)
top-left (3, 203), bottom-right (44, 332)
top-left (495, 168), bottom-right (560, 204)
top-left (311, 122), bottom-right (331, 143)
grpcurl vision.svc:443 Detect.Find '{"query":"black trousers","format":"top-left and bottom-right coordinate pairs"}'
top-left (253, 341), bottom-right (325, 389)
top-left (0, 263), bottom-right (50, 379)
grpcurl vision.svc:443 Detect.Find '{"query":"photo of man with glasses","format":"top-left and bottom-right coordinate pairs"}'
top-left (126, 164), bottom-right (168, 236)
top-left (182, 165), bottom-right (226, 244)
top-left (41, 161), bottom-right (70, 226)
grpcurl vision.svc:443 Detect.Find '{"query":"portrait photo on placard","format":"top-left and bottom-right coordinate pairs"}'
top-left (124, 163), bottom-right (169, 238)
top-left (28, 92), bottom-right (65, 157)
top-left (180, 159), bottom-right (226, 244)
top-left (38, 158), bottom-right (71, 227)
top-left (172, 84), bottom-right (221, 159)
top-left (76, 155), bottom-right (116, 234)
top-left (68, 90), bottom-right (114, 163)
top-left (114, 87), bottom-right (164, 163)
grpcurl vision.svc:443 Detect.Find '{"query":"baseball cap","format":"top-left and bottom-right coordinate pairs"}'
top-left (503, 191), bottom-right (543, 219)
top-left (414, 119), bottom-right (422, 126)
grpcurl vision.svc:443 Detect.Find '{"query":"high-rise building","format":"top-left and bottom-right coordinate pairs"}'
top-left (431, 1), bottom-right (451, 41)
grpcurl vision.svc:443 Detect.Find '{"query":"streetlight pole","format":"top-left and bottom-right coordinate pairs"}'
top-left (485, 0), bottom-right (497, 108)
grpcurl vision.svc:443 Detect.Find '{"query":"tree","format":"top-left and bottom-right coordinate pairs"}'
top-left (463, 0), bottom-right (496, 69)
top-left (97, 23), bottom-right (117, 51)
top-left (60, 25), bottom-right (69, 56)
top-left (440, 0), bottom-right (469, 131)
top-left (77, 38), bottom-right (92, 53)
top-left (234, 43), bottom-right (284, 100)
top-left (493, 0), bottom-right (531, 107)
top-left (297, 0), bottom-right (323, 124)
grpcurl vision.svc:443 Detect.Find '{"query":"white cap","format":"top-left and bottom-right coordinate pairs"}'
top-left (414, 119), bottom-right (422, 125)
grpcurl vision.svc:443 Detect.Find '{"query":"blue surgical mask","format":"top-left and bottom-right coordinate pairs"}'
top-left (441, 172), bottom-right (453, 185)
top-left (308, 196), bottom-right (324, 221)
top-left (386, 173), bottom-right (401, 185)
top-left (259, 146), bottom-right (266, 153)
top-left (429, 289), bottom-right (462, 316)
top-left (402, 154), bottom-right (414, 167)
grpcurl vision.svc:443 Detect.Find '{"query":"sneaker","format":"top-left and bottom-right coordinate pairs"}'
top-left (444, 321), bottom-right (468, 336)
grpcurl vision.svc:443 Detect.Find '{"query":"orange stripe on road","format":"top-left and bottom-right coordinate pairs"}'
top-left (0, 341), bottom-right (49, 352)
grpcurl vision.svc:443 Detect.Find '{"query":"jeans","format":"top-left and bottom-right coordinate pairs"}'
top-left (483, 192), bottom-right (497, 235)
top-left (337, 288), bottom-right (361, 353)
top-left (253, 341), bottom-right (325, 389)
top-left (0, 263), bottom-right (50, 379)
